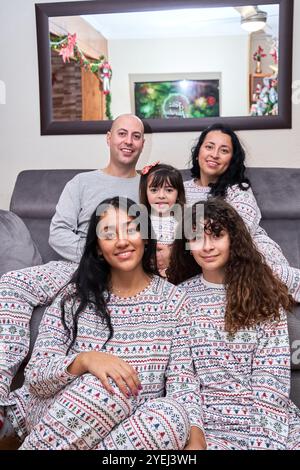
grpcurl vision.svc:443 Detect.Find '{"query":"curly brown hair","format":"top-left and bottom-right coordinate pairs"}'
top-left (168, 198), bottom-right (294, 333)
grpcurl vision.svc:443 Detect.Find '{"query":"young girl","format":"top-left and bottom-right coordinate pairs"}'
top-left (184, 124), bottom-right (300, 282)
top-left (139, 163), bottom-right (185, 278)
top-left (1, 197), bottom-right (204, 450)
top-left (169, 198), bottom-right (300, 450)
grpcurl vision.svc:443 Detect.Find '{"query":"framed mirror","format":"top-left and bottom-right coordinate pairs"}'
top-left (35, 0), bottom-right (293, 134)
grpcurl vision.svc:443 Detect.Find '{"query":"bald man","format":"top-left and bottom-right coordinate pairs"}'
top-left (49, 114), bottom-right (145, 262)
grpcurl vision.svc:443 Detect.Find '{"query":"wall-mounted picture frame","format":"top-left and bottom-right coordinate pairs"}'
top-left (130, 73), bottom-right (221, 120)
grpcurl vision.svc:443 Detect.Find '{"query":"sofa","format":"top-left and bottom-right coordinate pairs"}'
top-left (1, 168), bottom-right (300, 408)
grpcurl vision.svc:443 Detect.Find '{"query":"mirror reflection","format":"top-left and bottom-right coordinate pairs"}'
top-left (49, 4), bottom-right (279, 123)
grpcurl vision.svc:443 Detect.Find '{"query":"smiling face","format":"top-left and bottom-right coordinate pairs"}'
top-left (97, 207), bottom-right (145, 274)
top-left (198, 130), bottom-right (233, 186)
top-left (189, 221), bottom-right (230, 284)
top-left (146, 176), bottom-right (178, 214)
top-left (106, 114), bottom-right (145, 171)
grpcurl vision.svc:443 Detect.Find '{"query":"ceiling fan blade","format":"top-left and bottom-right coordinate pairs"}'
top-left (234, 6), bottom-right (258, 18)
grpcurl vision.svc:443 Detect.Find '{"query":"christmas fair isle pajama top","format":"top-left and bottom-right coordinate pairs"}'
top-left (180, 274), bottom-right (300, 450)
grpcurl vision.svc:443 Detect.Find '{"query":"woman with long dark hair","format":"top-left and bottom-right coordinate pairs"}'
top-left (184, 124), bottom-right (298, 279)
top-left (1, 197), bottom-right (204, 450)
top-left (170, 198), bottom-right (300, 449)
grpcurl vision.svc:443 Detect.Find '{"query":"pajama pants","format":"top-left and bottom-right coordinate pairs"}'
top-left (7, 373), bottom-right (190, 450)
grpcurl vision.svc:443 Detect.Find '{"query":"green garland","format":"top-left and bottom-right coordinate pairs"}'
top-left (50, 33), bottom-right (113, 120)
top-left (105, 93), bottom-right (113, 120)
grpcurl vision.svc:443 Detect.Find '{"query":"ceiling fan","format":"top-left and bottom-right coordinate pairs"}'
top-left (235, 5), bottom-right (268, 32)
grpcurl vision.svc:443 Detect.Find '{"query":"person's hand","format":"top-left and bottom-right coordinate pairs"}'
top-left (156, 243), bottom-right (172, 276)
top-left (68, 351), bottom-right (142, 398)
top-left (184, 426), bottom-right (207, 450)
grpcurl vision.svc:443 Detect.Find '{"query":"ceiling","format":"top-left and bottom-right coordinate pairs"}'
top-left (81, 4), bottom-right (279, 40)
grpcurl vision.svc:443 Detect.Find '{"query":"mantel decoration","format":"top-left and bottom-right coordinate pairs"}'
top-left (50, 33), bottom-right (113, 119)
top-left (253, 45), bottom-right (267, 74)
top-left (269, 38), bottom-right (279, 75)
top-left (251, 39), bottom-right (279, 117)
top-left (251, 77), bottom-right (278, 116)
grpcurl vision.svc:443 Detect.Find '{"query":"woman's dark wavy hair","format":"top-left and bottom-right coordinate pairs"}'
top-left (168, 198), bottom-right (294, 333)
top-left (139, 163), bottom-right (186, 215)
top-left (189, 123), bottom-right (251, 197)
top-left (61, 196), bottom-right (158, 353)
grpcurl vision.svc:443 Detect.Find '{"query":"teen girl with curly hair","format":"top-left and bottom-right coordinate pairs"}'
top-left (169, 198), bottom-right (300, 450)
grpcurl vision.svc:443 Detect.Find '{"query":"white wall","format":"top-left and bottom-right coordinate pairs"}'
top-left (109, 35), bottom-right (249, 117)
top-left (0, 0), bottom-right (300, 211)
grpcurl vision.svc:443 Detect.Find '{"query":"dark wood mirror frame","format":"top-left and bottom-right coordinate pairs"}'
top-left (35, 0), bottom-right (293, 135)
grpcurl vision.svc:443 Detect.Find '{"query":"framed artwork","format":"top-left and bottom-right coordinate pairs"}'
top-left (130, 73), bottom-right (220, 119)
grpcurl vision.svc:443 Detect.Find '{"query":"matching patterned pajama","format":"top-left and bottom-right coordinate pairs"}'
top-left (1, 274), bottom-right (202, 450)
top-left (180, 274), bottom-right (300, 450)
top-left (1, 181), bottom-right (300, 449)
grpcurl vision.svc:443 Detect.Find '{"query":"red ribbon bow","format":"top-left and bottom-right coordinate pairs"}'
top-left (141, 161), bottom-right (160, 175)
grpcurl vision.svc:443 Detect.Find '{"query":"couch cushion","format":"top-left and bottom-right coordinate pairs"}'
top-left (21, 217), bottom-right (62, 264)
top-left (246, 168), bottom-right (300, 219)
top-left (0, 210), bottom-right (42, 277)
top-left (10, 169), bottom-right (91, 219)
top-left (291, 371), bottom-right (300, 409)
top-left (289, 304), bottom-right (300, 371)
top-left (261, 219), bottom-right (300, 268)
top-left (9, 169), bottom-right (92, 263)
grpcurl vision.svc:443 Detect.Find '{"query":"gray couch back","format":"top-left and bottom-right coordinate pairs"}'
top-left (10, 168), bottom-right (300, 267)
top-left (9, 168), bottom-right (300, 406)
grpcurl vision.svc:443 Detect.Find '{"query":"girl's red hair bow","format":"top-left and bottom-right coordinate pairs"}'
top-left (141, 161), bottom-right (160, 175)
